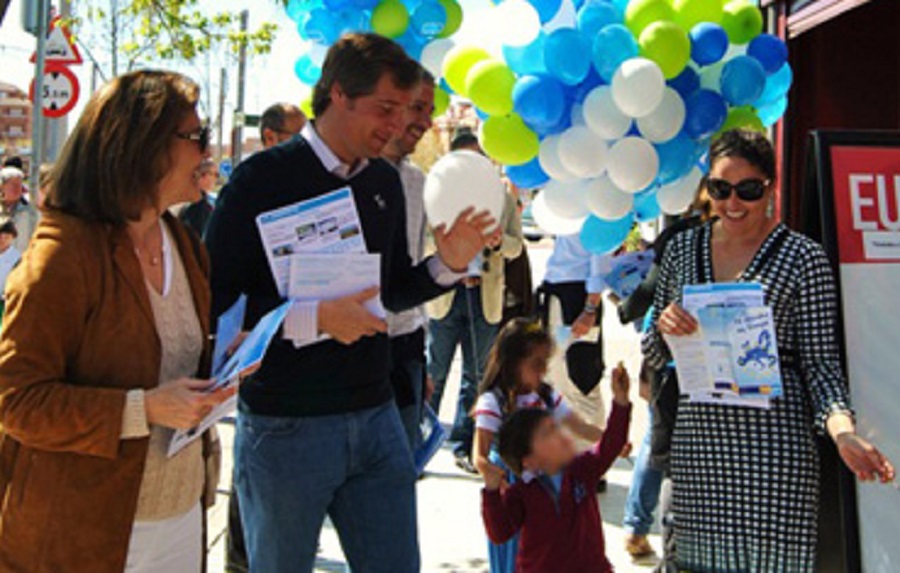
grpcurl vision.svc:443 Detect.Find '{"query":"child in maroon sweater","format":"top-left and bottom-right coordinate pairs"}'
top-left (481, 366), bottom-right (632, 573)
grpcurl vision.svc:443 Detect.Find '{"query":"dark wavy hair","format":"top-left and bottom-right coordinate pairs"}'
top-left (709, 129), bottom-right (777, 181)
top-left (477, 318), bottom-right (554, 418)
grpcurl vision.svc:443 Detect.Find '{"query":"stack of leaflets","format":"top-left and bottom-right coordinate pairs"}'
top-left (665, 282), bottom-right (783, 409)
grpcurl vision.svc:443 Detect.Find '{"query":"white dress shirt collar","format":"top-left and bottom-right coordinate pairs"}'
top-left (302, 123), bottom-right (369, 180)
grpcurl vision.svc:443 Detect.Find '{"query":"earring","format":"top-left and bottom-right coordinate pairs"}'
top-left (766, 197), bottom-right (775, 219)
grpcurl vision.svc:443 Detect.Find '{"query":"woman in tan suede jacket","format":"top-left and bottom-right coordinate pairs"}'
top-left (0, 71), bottom-right (234, 573)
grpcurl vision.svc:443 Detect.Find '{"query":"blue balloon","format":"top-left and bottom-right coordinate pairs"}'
top-left (352, 0), bottom-right (379, 7)
top-left (656, 133), bottom-right (696, 185)
top-left (634, 189), bottom-right (661, 222)
top-left (690, 23), bottom-right (729, 66)
top-left (755, 62), bottom-right (793, 106)
top-left (577, 0), bottom-right (621, 38)
top-left (513, 75), bottom-right (567, 130)
top-left (504, 33), bottom-right (548, 76)
top-left (337, 8), bottom-right (369, 34)
top-left (611, 0), bottom-right (629, 12)
top-left (286, 0), bottom-right (313, 21)
top-left (592, 24), bottom-right (639, 82)
top-left (572, 68), bottom-right (605, 103)
top-left (747, 34), bottom-right (788, 74)
top-left (294, 54), bottom-right (322, 85)
top-left (476, 108), bottom-right (490, 121)
top-left (758, 96), bottom-right (788, 127)
top-left (300, 9), bottom-right (341, 44)
top-left (324, 0), bottom-right (353, 10)
top-left (531, 0), bottom-right (564, 24)
top-left (507, 157), bottom-right (551, 189)
top-left (684, 89), bottom-right (727, 139)
top-left (412, 1), bottom-right (448, 37)
top-left (532, 103), bottom-right (573, 136)
top-left (396, 29), bottom-right (426, 60)
top-left (580, 215), bottom-right (634, 255)
top-left (439, 77), bottom-right (454, 95)
top-left (668, 66), bottom-right (700, 98)
top-left (545, 29), bottom-right (591, 86)
top-left (721, 55), bottom-right (766, 106)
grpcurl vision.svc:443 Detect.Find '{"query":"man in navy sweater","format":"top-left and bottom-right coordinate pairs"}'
top-left (206, 33), bottom-right (495, 573)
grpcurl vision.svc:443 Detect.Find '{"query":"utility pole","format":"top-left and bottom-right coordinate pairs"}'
top-left (43, 0), bottom-right (72, 165)
top-left (231, 9), bottom-right (249, 166)
top-left (27, 0), bottom-right (50, 204)
top-left (110, 0), bottom-right (119, 76)
top-left (217, 67), bottom-right (227, 164)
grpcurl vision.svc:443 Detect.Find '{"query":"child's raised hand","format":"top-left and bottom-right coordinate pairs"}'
top-left (481, 462), bottom-right (508, 492)
top-left (611, 362), bottom-right (631, 407)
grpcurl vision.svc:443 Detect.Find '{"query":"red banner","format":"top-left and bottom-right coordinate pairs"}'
top-left (830, 145), bottom-right (900, 264)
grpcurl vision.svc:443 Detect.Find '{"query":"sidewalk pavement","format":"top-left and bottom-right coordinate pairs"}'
top-left (207, 241), bottom-right (663, 572)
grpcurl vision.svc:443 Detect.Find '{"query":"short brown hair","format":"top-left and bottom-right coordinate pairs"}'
top-left (498, 408), bottom-right (552, 476)
top-left (312, 33), bottom-right (421, 117)
top-left (47, 70), bottom-right (200, 225)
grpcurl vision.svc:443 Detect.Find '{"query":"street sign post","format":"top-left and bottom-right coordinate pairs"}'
top-left (29, 63), bottom-right (80, 119)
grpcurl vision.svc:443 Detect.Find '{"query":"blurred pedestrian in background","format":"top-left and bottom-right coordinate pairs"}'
top-left (0, 70), bottom-right (232, 573)
top-left (260, 102), bottom-right (307, 149)
top-left (0, 166), bottom-right (37, 252)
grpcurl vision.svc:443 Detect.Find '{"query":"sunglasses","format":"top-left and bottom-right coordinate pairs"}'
top-left (705, 178), bottom-right (769, 202)
top-left (176, 124), bottom-right (211, 153)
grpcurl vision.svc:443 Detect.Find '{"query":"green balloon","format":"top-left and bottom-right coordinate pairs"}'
top-left (371, 0), bottom-right (410, 39)
top-left (674, 0), bottom-right (724, 29)
top-left (639, 21), bottom-right (691, 79)
top-left (437, 0), bottom-right (463, 39)
top-left (482, 113), bottom-right (540, 166)
top-left (300, 93), bottom-right (314, 119)
top-left (433, 87), bottom-right (450, 118)
top-left (443, 46), bottom-right (491, 96)
top-left (626, 0), bottom-right (676, 37)
top-left (721, 0), bottom-right (763, 44)
top-left (466, 60), bottom-right (516, 117)
top-left (719, 106), bottom-right (765, 134)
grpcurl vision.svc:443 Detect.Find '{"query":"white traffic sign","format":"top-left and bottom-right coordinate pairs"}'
top-left (29, 17), bottom-right (83, 66)
top-left (30, 64), bottom-right (80, 118)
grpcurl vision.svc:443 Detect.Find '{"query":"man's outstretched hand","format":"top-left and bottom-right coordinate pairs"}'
top-left (433, 207), bottom-right (498, 272)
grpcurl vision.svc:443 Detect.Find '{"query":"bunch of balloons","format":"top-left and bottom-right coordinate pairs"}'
top-left (286, 0), bottom-right (462, 117)
top-left (434, 0), bottom-right (792, 254)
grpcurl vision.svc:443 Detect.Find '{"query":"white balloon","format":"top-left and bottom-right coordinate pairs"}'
top-left (583, 86), bottom-right (632, 140)
top-left (420, 39), bottom-right (455, 78)
top-left (539, 135), bottom-right (578, 182)
top-left (543, 179), bottom-right (590, 220)
top-left (424, 150), bottom-right (506, 228)
top-left (558, 127), bottom-right (609, 179)
top-left (658, 167), bottom-right (704, 215)
top-left (637, 88), bottom-right (686, 143)
top-left (497, 0), bottom-right (542, 47)
top-left (543, 0), bottom-right (577, 33)
top-left (611, 58), bottom-right (666, 118)
top-left (607, 137), bottom-right (660, 193)
top-left (699, 60), bottom-right (725, 91)
top-left (584, 176), bottom-right (635, 221)
top-left (532, 192), bottom-right (587, 235)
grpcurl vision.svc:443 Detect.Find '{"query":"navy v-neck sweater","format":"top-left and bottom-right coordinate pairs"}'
top-left (206, 136), bottom-right (446, 417)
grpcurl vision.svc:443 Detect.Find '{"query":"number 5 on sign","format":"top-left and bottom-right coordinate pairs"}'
top-left (29, 63), bottom-right (80, 119)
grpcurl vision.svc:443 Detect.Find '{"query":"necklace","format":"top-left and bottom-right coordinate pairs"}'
top-left (134, 246), bottom-right (162, 266)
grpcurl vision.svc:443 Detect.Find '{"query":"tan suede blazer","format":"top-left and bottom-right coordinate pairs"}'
top-left (0, 209), bottom-right (215, 573)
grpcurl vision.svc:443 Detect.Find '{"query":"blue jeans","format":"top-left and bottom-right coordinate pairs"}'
top-left (235, 401), bottom-right (420, 573)
top-left (623, 406), bottom-right (664, 536)
top-left (487, 449), bottom-right (518, 573)
top-left (428, 285), bottom-right (499, 458)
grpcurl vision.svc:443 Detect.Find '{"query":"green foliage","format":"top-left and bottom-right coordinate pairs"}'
top-left (68, 0), bottom-right (279, 75)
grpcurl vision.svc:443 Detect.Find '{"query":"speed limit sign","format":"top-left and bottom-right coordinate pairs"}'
top-left (29, 63), bottom-right (80, 119)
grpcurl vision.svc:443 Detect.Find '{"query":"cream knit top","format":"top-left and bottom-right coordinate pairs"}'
top-left (126, 223), bottom-right (206, 522)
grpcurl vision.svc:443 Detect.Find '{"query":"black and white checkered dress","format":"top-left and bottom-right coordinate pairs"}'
top-left (643, 223), bottom-right (853, 573)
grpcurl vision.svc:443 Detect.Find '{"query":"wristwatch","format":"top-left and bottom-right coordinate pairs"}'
top-left (583, 303), bottom-right (598, 315)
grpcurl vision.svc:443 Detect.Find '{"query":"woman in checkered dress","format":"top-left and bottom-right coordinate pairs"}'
top-left (643, 130), bottom-right (894, 573)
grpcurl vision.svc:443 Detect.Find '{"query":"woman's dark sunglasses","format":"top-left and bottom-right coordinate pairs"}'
top-left (176, 125), bottom-right (211, 153)
top-left (705, 178), bottom-right (769, 202)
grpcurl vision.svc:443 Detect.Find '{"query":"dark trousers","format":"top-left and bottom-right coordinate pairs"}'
top-left (226, 481), bottom-right (249, 572)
